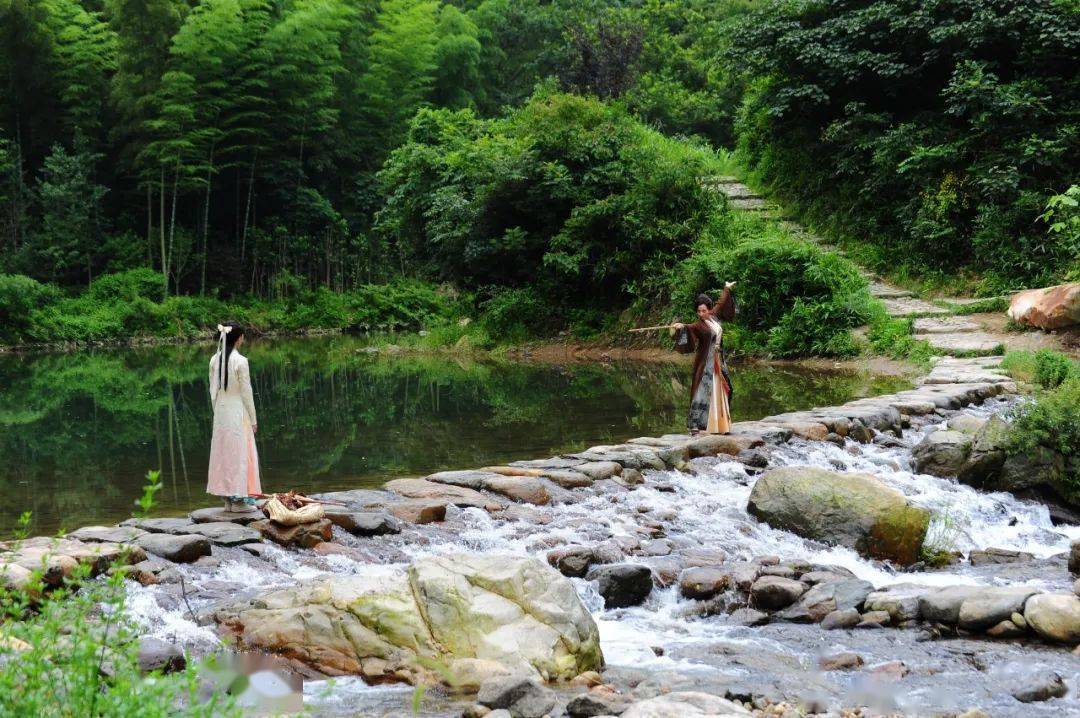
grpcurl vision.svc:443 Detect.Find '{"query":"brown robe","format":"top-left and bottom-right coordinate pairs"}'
top-left (674, 287), bottom-right (735, 401)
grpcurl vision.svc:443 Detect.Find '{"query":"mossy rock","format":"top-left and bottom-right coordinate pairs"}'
top-left (747, 466), bottom-right (930, 565)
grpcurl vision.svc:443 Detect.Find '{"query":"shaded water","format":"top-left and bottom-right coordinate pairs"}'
top-left (0, 336), bottom-right (911, 537)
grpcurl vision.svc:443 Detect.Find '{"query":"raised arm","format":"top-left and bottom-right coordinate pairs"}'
top-left (237, 357), bottom-right (258, 427)
top-left (712, 284), bottom-right (736, 322)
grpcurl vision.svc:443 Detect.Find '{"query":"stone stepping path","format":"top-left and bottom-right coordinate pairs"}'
top-left (922, 331), bottom-right (1007, 355)
top-left (913, 316), bottom-right (981, 334)
top-left (869, 282), bottom-right (914, 300)
top-left (700, 176), bottom-right (1047, 356)
top-left (880, 297), bottom-right (950, 318)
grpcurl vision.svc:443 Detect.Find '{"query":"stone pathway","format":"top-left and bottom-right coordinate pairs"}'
top-left (704, 175), bottom-right (1040, 357)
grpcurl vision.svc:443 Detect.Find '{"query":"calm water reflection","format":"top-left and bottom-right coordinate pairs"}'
top-left (0, 336), bottom-right (910, 536)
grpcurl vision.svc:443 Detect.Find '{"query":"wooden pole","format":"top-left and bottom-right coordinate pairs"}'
top-left (627, 324), bottom-right (681, 333)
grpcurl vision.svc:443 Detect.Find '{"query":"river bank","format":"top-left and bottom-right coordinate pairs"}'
top-left (5, 354), bottom-right (1080, 716)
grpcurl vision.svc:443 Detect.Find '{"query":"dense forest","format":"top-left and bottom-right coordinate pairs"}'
top-left (0, 0), bottom-right (1077, 348)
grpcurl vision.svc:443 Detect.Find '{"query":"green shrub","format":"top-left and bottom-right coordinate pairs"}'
top-left (1008, 378), bottom-right (1080, 497)
top-left (86, 268), bottom-right (167, 303)
top-left (766, 297), bottom-right (862, 358)
top-left (865, 310), bottom-right (935, 366)
top-left (725, 0), bottom-right (1080, 287)
top-left (667, 218), bottom-right (871, 357)
top-left (0, 274), bottom-right (60, 343)
top-left (1033, 349), bottom-right (1077, 389)
top-left (0, 474), bottom-right (240, 717)
top-left (479, 286), bottom-right (549, 342)
top-left (377, 91), bottom-right (727, 316)
top-left (1002, 349), bottom-right (1080, 388)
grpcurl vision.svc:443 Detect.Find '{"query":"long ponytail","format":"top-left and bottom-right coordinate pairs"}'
top-left (216, 321), bottom-right (245, 392)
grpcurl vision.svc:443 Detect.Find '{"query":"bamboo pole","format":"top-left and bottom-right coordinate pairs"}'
top-left (627, 324), bottom-right (681, 333)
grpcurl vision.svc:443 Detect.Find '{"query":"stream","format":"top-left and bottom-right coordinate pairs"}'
top-left (119, 392), bottom-right (1080, 716)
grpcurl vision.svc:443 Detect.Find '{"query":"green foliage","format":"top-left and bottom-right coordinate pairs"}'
top-left (865, 310), bottom-right (934, 367)
top-left (725, 0), bottom-right (1080, 290)
top-left (667, 215), bottom-right (872, 357)
top-left (87, 268), bottom-right (168, 304)
top-left (0, 271), bottom-right (459, 346)
top-left (478, 286), bottom-right (548, 341)
top-left (1002, 348), bottom-right (1079, 389)
top-left (378, 91), bottom-right (727, 316)
top-left (0, 473), bottom-right (240, 717)
top-left (1039, 185), bottom-right (1080, 280)
top-left (1032, 349), bottom-right (1078, 389)
top-left (920, 511), bottom-right (960, 568)
top-left (0, 274), bottom-right (61, 342)
top-left (949, 297), bottom-right (1010, 315)
top-left (27, 138), bottom-right (109, 286)
top-left (1008, 378), bottom-right (1080, 496)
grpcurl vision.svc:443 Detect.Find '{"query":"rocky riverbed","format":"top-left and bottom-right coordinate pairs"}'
top-left (4, 356), bottom-right (1080, 717)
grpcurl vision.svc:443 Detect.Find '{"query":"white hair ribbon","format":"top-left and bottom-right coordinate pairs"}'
top-left (217, 323), bottom-right (233, 391)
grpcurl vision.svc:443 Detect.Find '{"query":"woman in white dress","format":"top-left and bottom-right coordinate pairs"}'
top-left (206, 321), bottom-right (262, 512)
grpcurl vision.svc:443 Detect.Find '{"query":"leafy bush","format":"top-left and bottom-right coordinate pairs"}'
top-left (667, 216), bottom-right (872, 357)
top-left (1033, 349), bottom-right (1078, 389)
top-left (86, 268), bottom-right (168, 304)
top-left (0, 474), bottom-right (239, 717)
top-left (377, 91), bottom-right (727, 316)
top-left (1008, 377), bottom-right (1080, 496)
top-left (725, 0), bottom-right (1080, 289)
top-left (1002, 349), bottom-right (1079, 389)
top-left (478, 286), bottom-right (549, 341)
top-left (0, 275), bottom-right (61, 343)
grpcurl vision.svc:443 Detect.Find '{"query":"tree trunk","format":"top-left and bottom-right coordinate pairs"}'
top-left (12, 111), bottom-right (24, 249)
top-left (241, 151), bottom-right (257, 264)
top-left (201, 145), bottom-right (214, 296)
top-left (147, 183), bottom-right (153, 264)
top-left (168, 162), bottom-right (180, 292)
top-left (160, 167), bottom-right (168, 293)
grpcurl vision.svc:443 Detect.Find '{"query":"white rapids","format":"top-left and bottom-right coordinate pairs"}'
top-left (121, 394), bottom-right (1080, 715)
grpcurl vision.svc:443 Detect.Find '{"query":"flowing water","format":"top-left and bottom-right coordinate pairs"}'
top-left (0, 335), bottom-right (909, 537)
top-left (6, 337), bottom-right (1078, 714)
top-left (119, 395), bottom-right (1080, 716)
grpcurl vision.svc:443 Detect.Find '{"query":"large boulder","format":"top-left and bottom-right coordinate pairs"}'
top-left (997, 447), bottom-right (1067, 495)
top-left (1024, 593), bottom-right (1080, 644)
top-left (918, 586), bottom-right (984, 625)
top-left (1008, 283), bottom-right (1080, 330)
top-left (133, 533), bottom-right (211, 563)
top-left (957, 587), bottom-right (1041, 631)
top-left (957, 415), bottom-right (1010, 488)
top-left (912, 430), bottom-right (972, 477)
top-left (747, 467), bottom-right (930, 565)
top-left (477, 675), bottom-right (557, 718)
top-left (214, 554), bottom-right (603, 685)
top-left (749, 576), bottom-right (806, 611)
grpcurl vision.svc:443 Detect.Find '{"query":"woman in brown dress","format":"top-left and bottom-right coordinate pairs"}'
top-left (673, 282), bottom-right (736, 435)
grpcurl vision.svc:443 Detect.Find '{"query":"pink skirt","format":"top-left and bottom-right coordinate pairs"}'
top-left (206, 413), bottom-right (262, 497)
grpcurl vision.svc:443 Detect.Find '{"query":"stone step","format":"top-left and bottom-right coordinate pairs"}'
top-left (913, 317), bottom-right (982, 335)
top-left (728, 197), bottom-right (773, 211)
top-left (924, 332), bottom-right (1007, 356)
top-left (716, 185), bottom-right (760, 200)
top-left (869, 282), bottom-right (914, 299)
top-left (881, 297), bottom-right (951, 318)
top-left (701, 175), bottom-right (740, 185)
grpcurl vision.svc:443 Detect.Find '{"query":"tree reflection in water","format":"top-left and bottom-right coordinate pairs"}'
top-left (0, 336), bottom-right (911, 537)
